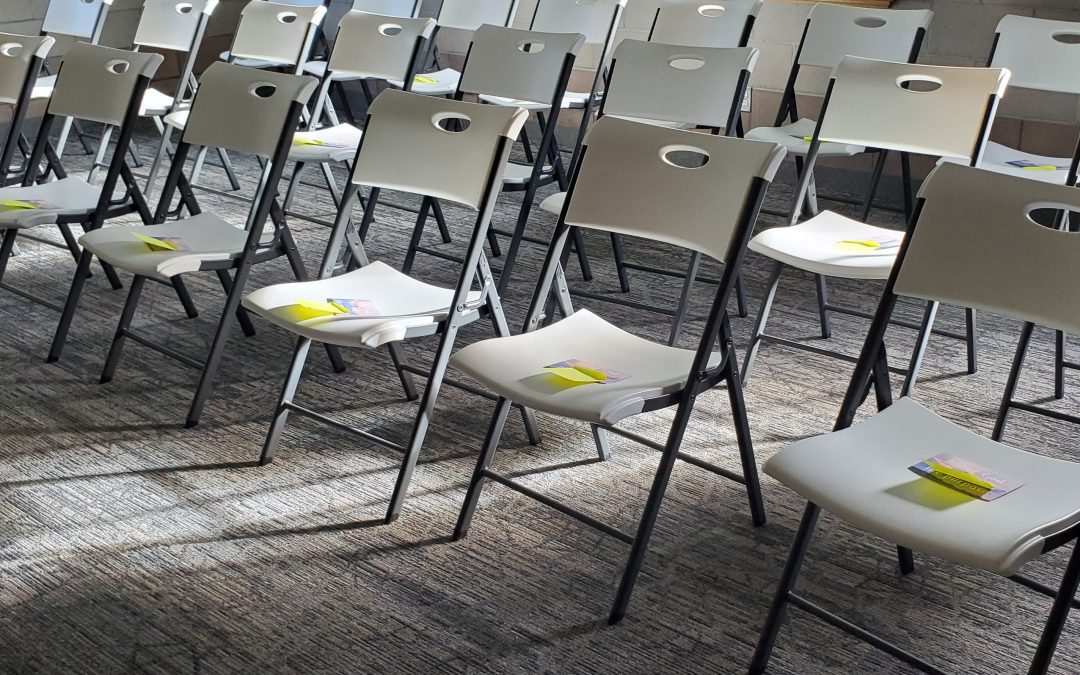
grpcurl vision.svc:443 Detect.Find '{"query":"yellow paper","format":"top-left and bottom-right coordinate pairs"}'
top-left (1022, 165), bottom-right (1058, 172)
top-left (545, 366), bottom-right (603, 383)
top-left (284, 299), bottom-right (349, 322)
top-left (0, 198), bottom-right (39, 210)
top-left (414, 75), bottom-right (438, 84)
top-left (840, 239), bottom-right (881, 249)
top-left (926, 461), bottom-right (995, 491)
top-left (293, 137), bottom-right (327, 147)
top-left (133, 231), bottom-right (180, 251)
top-left (571, 365), bottom-right (607, 381)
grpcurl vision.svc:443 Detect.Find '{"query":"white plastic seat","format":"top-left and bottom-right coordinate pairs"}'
top-left (748, 212), bottom-right (899, 280)
top-left (940, 140), bottom-right (1073, 185)
top-left (30, 74), bottom-right (56, 100)
top-left (386, 67), bottom-right (461, 95)
top-left (289, 125), bottom-right (364, 162)
top-left (745, 118), bottom-right (864, 157)
top-left (0, 178), bottom-right (101, 229)
top-left (243, 261), bottom-right (483, 348)
top-left (538, 191), bottom-right (565, 216)
top-left (453, 309), bottom-right (723, 426)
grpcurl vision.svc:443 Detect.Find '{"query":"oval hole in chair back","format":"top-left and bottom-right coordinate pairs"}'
top-left (0, 43), bottom-right (24, 58)
top-left (698, 4), bottom-right (726, 18)
top-left (667, 55), bottom-right (705, 71)
top-left (855, 16), bottom-right (887, 29)
top-left (251, 82), bottom-right (278, 98)
top-left (1052, 31), bottom-right (1080, 45)
top-left (897, 74), bottom-right (942, 92)
top-left (278, 11), bottom-right (299, 24)
top-left (433, 112), bottom-right (472, 133)
top-left (518, 40), bottom-right (546, 54)
top-left (379, 23), bottom-right (403, 36)
top-left (1026, 204), bottom-right (1079, 226)
top-left (661, 144), bottom-right (711, 169)
top-left (106, 59), bottom-right (130, 75)
top-left (176, 2), bottom-right (194, 14)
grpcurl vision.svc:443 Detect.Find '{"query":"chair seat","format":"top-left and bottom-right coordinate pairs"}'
top-left (0, 178), bottom-right (101, 229)
top-left (765, 397), bottom-right (1080, 576)
top-left (31, 74), bottom-right (56, 100)
top-left (79, 213), bottom-right (266, 279)
top-left (748, 211), bottom-right (900, 280)
top-left (940, 141), bottom-right (1075, 185)
top-left (450, 309), bottom-right (722, 426)
top-left (242, 260), bottom-right (483, 349)
top-left (387, 68), bottom-right (461, 96)
top-left (290, 124), bottom-right (363, 163)
top-left (479, 90), bottom-right (590, 111)
top-left (219, 50), bottom-right (293, 70)
top-left (539, 191), bottom-right (566, 216)
top-left (502, 160), bottom-right (553, 186)
top-left (301, 60), bottom-right (382, 82)
top-left (140, 87), bottom-right (176, 117)
top-left (163, 109), bottom-right (189, 131)
top-left (745, 118), bottom-right (865, 158)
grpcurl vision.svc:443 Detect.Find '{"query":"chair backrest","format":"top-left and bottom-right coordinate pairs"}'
top-left (42, 0), bottom-right (113, 41)
top-left (458, 25), bottom-right (584, 105)
top-left (650, 0), bottom-right (762, 48)
top-left (437, 0), bottom-right (520, 31)
top-left (230, 1), bottom-right (327, 66)
top-left (350, 89), bottom-right (528, 209)
top-left (817, 57), bottom-right (1009, 162)
top-left (895, 162), bottom-right (1080, 336)
top-left (133, 0), bottom-right (218, 52)
top-left (601, 40), bottom-right (757, 130)
top-left (990, 15), bottom-right (1080, 95)
top-left (351, 0), bottom-right (421, 17)
top-left (564, 116), bottom-right (785, 263)
top-left (798, 4), bottom-right (932, 69)
top-left (530, 0), bottom-right (625, 47)
top-left (48, 43), bottom-right (163, 127)
top-left (182, 62), bottom-right (318, 157)
top-left (0, 34), bottom-right (55, 106)
top-left (327, 11), bottom-right (436, 81)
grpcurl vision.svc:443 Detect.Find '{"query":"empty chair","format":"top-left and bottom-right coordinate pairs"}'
top-left (743, 57), bottom-right (1009, 395)
top-left (648, 0), bottom-right (762, 48)
top-left (302, 0), bottom-right (424, 81)
top-left (449, 116), bottom-right (784, 624)
top-left (0, 33), bottom-right (55, 186)
top-left (242, 90), bottom-right (531, 524)
top-left (48, 63), bottom-right (325, 429)
top-left (751, 162), bottom-right (1080, 675)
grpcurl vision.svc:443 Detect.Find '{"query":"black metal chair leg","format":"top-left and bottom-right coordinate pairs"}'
top-left (899, 300), bottom-right (939, 398)
top-left (723, 343), bottom-right (766, 526)
top-left (611, 233), bottom-right (630, 293)
top-left (668, 251), bottom-right (702, 347)
top-left (572, 228), bottom-right (593, 282)
top-left (496, 183), bottom-right (543, 296)
top-left (735, 273), bottom-right (748, 318)
top-left (100, 259), bottom-right (123, 290)
top-left (742, 262), bottom-right (783, 386)
top-left (815, 274), bottom-right (831, 339)
top-left (0, 229), bottom-right (17, 283)
top-left (100, 275), bottom-right (147, 384)
top-left (47, 250), bottom-right (95, 363)
top-left (992, 321), bottom-right (1035, 442)
top-left (860, 150), bottom-right (889, 222)
top-left (1055, 331), bottom-right (1066, 400)
top-left (214, 270), bottom-right (254, 336)
top-left (170, 276), bottom-right (199, 319)
top-left (184, 266), bottom-right (250, 428)
top-left (749, 502), bottom-right (822, 674)
top-left (431, 197), bottom-right (453, 245)
top-left (453, 396), bottom-right (513, 540)
top-left (260, 337), bottom-right (313, 465)
top-left (1028, 539), bottom-right (1080, 675)
top-left (896, 546), bottom-right (915, 575)
top-left (965, 307), bottom-right (979, 374)
top-left (56, 223), bottom-right (84, 266)
top-left (591, 424), bottom-right (612, 461)
top-left (387, 342), bottom-right (419, 401)
top-left (900, 151), bottom-right (915, 223)
top-left (402, 196), bottom-right (433, 275)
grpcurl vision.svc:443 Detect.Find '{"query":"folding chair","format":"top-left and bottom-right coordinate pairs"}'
top-left (0, 34), bottom-right (55, 187)
top-left (47, 63), bottom-right (327, 429)
top-left (33, 0), bottom-right (115, 156)
top-left (219, 0), bottom-right (332, 69)
top-left (0, 44), bottom-right (178, 317)
top-left (742, 57), bottom-right (1010, 396)
top-left (402, 25), bottom-right (585, 297)
top-left (450, 116), bottom-right (784, 624)
top-left (537, 39), bottom-right (758, 345)
top-left (242, 89), bottom-right (532, 524)
top-left (744, 4), bottom-right (932, 221)
top-left (751, 161), bottom-right (1080, 675)
top-left (647, 0), bottom-right (763, 49)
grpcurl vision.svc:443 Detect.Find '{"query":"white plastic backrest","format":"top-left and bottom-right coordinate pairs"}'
top-left (351, 0), bottom-right (421, 17)
top-left (134, 0), bottom-right (219, 52)
top-left (48, 43), bottom-right (162, 126)
top-left (437, 0), bottom-right (520, 31)
top-left (531, 0), bottom-right (625, 46)
top-left (565, 116), bottom-right (785, 263)
top-left (818, 57), bottom-right (1009, 161)
top-left (328, 12), bottom-right (436, 81)
top-left (42, 0), bottom-right (113, 40)
top-left (350, 89), bottom-right (528, 209)
top-left (798, 4), bottom-right (932, 70)
top-left (896, 163), bottom-right (1080, 336)
top-left (182, 62), bottom-right (317, 157)
top-left (603, 40), bottom-right (757, 129)
top-left (0, 34), bottom-right (55, 106)
top-left (651, 0), bottom-right (762, 48)
top-left (991, 15), bottom-right (1080, 95)
top-left (231, 1), bottom-right (327, 65)
top-left (458, 25), bottom-right (585, 105)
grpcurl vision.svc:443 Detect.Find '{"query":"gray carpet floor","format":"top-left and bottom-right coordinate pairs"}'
top-left (2, 120), bottom-right (1080, 674)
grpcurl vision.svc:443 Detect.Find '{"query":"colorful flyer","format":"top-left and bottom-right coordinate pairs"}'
top-left (1006, 159), bottom-right (1070, 171)
top-left (326, 298), bottom-right (380, 317)
top-left (0, 198), bottom-right (56, 210)
top-left (544, 359), bottom-right (629, 385)
top-left (909, 453), bottom-right (1023, 501)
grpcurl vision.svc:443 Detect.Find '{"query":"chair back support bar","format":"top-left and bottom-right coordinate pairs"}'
top-left (42, 0), bottom-right (113, 41)
top-left (602, 40), bottom-right (757, 130)
top-left (350, 89), bottom-right (528, 209)
top-left (458, 25), bottom-right (585, 105)
top-left (817, 57), bottom-right (1010, 161)
top-left (991, 15), bottom-right (1080, 95)
top-left (183, 62), bottom-right (319, 157)
top-left (49, 43), bottom-right (163, 127)
top-left (895, 163), bottom-right (1080, 336)
top-left (437, 0), bottom-right (520, 31)
top-left (0, 34), bottom-right (54, 106)
top-left (230, 1), bottom-right (327, 66)
top-left (565, 116), bottom-right (785, 263)
top-left (134, 0), bottom-right (219, 52)
top-left (531, 0), bottom-right (626, 46)
top-left (328, 12), bottom-right (436, 81)
top-left (798, 4), bottom-right (932, 69)
top-left (649, 0), bottom-right (762, 48)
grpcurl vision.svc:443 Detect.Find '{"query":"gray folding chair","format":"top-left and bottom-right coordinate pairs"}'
top-left (751, 162), bottom-right (1080, 675)
top-left (242, 90), bottom-right (533, 524)
top-left (0, 34), bottom-right (55, 187)
top-left (648, 0), bottom-right (763, 48)
top-left (450, 115), bottom-right (784, 624)
top-left (48, 63), bottom-right (328, 429)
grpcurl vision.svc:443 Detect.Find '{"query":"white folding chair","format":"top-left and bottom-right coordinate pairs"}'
top-left (449, 115), bottom-right (784, 624)
top-left (0, 44), bottom-right (179, 319)
top-left (48, 63), bottom-right (327, 429)
top-left (648, 0), bottom-right (763, 48)
top-left (0, 34), bottom-right (55, 187)
top-left (537, 39), bottom-right (759, 346)
top-left (745, 3), bottom-right (932, 220)
top-left (402, 24), bottom-right (585, 297)
top-left (743, 57), bottom-right (1010, 396)
top-left (242, 90), bottom-right (531, 524)
top-left (302, 0), bottom-right (424, 82)
top-left (751, 161), bottom-right (1080, 675)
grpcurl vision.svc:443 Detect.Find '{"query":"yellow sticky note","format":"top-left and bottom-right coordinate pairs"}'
top-left (1022, 165), bottom-right (1058, 172)
top-left (133, 232), bottom-right (180, 251)
top-left (414, 75), bottom-right (438, 85)
top-left (293, 137), bottom-right (326, 147)
top-left (926, 461), bottom-right (995, 491)
top-left (545, 366), bottom-right (603, 383)
top-left (0, 198), bottom-right (39, 210)
top-left (841, 239), bottom-right (881, 249)
top-left (285, 299), bottom-right (348, 322)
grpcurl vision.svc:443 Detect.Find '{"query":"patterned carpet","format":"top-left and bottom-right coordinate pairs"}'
top-left (1, 120), bottom-right (1079, 674)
